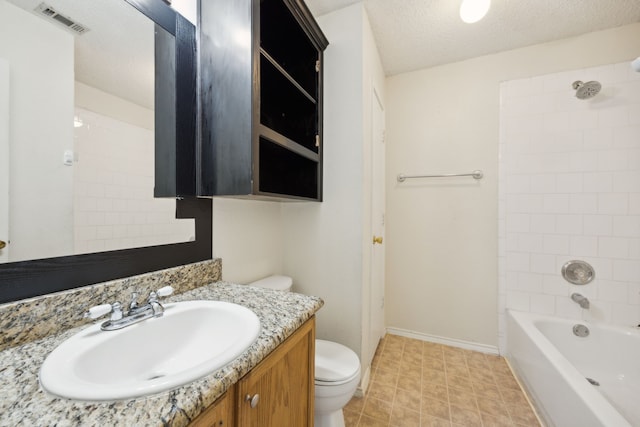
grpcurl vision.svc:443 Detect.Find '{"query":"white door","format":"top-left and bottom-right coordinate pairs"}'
top-left (369, 87), bottom-right (385, 358)
top-left (0, 59), bottom-right (9, 263)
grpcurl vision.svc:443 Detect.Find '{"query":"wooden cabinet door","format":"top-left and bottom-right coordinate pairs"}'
top-left (190, 386), bottom-right (235, 427)
top-left (237, 317), bottom-right (315, 427)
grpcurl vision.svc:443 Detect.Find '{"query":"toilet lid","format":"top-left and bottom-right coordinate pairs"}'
top-left (315, 339), bottom-right (360, 382)
top-left (248, 275), bottom-right (292, 291)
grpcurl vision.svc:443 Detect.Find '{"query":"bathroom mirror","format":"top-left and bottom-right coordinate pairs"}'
top-left (0, 0), bottom-right (195, 264)
top-left (0, 0), bottom-right (211, 303)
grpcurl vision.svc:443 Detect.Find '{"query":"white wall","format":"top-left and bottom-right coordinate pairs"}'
top-left (280, 4), bottom-right (385, 390)
top-left (0, 1), bottom-right (74, 262)
top-left (499, 61), bottom-right (640, 350)
top-left (0, 59), bottom-right (8, 263)
top-left (211, 199), bottom-right (283, 284)
top-left (282, 4), bottom-right (364, 357)
top-left (385, 23), bottom-right (640, 350)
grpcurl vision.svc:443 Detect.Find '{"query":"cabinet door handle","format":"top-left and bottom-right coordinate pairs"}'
top-left (245, 393), bottom-right (260, 408)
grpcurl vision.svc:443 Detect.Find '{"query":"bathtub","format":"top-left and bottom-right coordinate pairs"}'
top-left (506, 310), bottom-right (640, 427)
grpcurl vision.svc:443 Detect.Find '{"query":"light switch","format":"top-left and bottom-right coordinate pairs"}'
top-left (63, 149), bottom-right (73, 166)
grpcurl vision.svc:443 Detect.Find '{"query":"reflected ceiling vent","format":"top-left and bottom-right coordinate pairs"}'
top-left (34, 3), bottom-right (90, 35)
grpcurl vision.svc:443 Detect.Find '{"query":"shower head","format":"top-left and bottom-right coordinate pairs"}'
top-left (572, 80), bottom-right (601, 100)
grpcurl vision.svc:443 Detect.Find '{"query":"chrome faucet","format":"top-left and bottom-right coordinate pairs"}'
top-left (84, 286), bottom-right (174, 331)
top-left (571, 293), bottom-right (590, 309)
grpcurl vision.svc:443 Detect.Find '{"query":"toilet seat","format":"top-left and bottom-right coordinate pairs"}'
top-left (315, 339), bottom-right (360, 386)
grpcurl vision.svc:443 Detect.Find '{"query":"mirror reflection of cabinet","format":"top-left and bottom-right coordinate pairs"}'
top-left (0, 0), bottom-right (211, 304)
top-left (198, 0), bottom-right (328, 201)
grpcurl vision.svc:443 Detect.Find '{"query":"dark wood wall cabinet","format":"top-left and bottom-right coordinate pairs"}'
top-left (198, 0), bottom-right (328, 201)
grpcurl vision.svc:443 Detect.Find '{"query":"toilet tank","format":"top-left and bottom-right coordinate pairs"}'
top-left (248, 275), bottom-right (292, 292)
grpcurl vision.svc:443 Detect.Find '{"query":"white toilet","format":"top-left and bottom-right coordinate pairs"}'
top-left (248, 275), bottom-right (361, 427)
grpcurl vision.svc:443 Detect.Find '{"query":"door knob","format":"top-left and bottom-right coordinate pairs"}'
top-left (373, 236), bottom-right (383, 245)
top-left (0, 240), bottom-right (5, 250)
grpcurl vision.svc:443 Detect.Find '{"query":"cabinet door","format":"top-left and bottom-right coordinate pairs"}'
top-left (237, 318), bottom-right (315, 427)
top-left (198, 0), bottom-right (327, 201)
top-left (190, 386), bottom-right (235, 427)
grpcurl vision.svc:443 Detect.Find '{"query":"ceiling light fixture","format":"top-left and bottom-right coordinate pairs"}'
top-left (460, 0), bottom-right (491, 23)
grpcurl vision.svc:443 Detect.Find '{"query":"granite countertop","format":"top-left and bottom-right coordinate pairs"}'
top-left (0, 282), bottom-right (323, 427)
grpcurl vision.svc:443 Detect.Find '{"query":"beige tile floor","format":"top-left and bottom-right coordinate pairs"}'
top-left (343, 334), bottom-right (542, 427)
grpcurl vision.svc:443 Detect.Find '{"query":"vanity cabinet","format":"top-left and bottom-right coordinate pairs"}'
top-left (198, 0), bottom-right (328, 201)
top-left (190, 317), bottom-right (315, 427)
top-left (190, 388), bottom-right (235, 427)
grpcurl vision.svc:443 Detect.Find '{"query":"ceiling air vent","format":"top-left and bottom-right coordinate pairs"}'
top-left (34, 3), bottom-right (90, 35)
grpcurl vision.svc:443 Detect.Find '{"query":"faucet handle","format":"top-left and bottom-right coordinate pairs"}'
top-left (147, 286), bottom-right (174, 304)
top-left (84, 302), bottom-right (124, 321)
top-left (84, 303), bottom-right (113, 319)
top-left (129, 292), bottom-right (139, 310)
top-left (156, 286), bottom-right (174, 297)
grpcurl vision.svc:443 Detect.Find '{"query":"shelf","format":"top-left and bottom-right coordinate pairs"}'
top-left (261, 49), bottom-right (315, 104)
top-left (258, 137), bottom-right (318, 199)
top-left (260, 0), bottom-right (318, 96)
top-left (259, 125), bottom-right (319, 162)
top-left (260, 54), bottom-right (318, 152)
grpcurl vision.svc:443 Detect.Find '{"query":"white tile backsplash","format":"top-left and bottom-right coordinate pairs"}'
top-left (530, 294), bottom-right (556, 314)
top-left (598, 193), bottom-right (629, 215)
top-left (499, 61), bottom-right (640, 331)
top-left (543, 194), bottom-right (570, 213)
top-left (597, 280), bottom-right (630, 303)
top-left (569, 194), bottom-right (598, 214)
top-left (600, 106), bottom-right (629, 128)
top-left (613, 125), bottom-right (640, 148)
top-left (530, 253), bottom-right (557, 274)
top-left (543, 234), bottom-right (570, 254)
top-left (556, 215), bottom-right (583, 235)
top-left (598, 237), bottom-right (629, 258)
top-left (583, 172), bottom-right (614, 193)
top-left (613, 216), bottom-right (640, 237)
top-left (569, 235), bottom-right (599, 257)
top-left (73, 108), bottom-right (194, 253)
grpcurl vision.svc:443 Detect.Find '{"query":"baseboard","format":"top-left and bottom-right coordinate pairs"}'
top-left (386, 327), bottom-right (500, 355)
top-left (354, 364), bottom-right (371, 398)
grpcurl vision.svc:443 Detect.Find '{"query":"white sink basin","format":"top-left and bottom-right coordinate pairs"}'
top-left (40, 300), bottom-right (260, 401)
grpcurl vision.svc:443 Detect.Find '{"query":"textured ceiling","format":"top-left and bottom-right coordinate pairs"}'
top-left (8, 0), bottom-right (155, 109)
top-left (8, 0), bottom-right (640, 104)
top-left (305, 0), bottom-right (640, 76)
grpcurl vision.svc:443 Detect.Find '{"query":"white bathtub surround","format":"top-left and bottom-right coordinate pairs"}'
top-left (506, 310), bottom-right (638, 427)
top-left (498, 61), bottom-right (640, 350)
top-left (73, 106), bottom-right (194, 253)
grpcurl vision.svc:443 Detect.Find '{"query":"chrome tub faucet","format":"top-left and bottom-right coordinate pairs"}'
top-left (571, 293), bottom-right (590, 309)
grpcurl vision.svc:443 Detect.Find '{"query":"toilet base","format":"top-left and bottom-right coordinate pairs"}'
top-left (314, 409), bottom-right (345, 427)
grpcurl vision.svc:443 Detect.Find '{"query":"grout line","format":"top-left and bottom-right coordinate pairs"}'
top-left (352, 335), bottom-right (542, 427)
top-left (503, 357), bottom-right (546, 427)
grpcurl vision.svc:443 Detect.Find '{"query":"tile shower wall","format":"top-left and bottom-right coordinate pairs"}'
top-left (73, 108), bottom-right (194, 253)
top-left (498, 61), bottom-right (640, 350)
